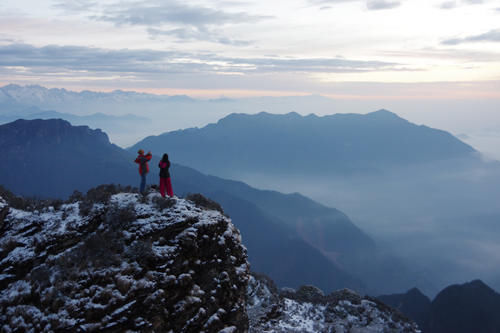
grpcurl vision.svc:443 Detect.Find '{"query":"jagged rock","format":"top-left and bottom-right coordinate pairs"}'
top-left (0, 191), bottom-right (250, 332)
top-left (247, 273), bottom-right (419, 333)
top-left (0, 197), bottom-right (8, 230)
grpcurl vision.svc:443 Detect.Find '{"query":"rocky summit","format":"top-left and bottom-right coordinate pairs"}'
top-left (0, 188), bottom-right (249, 332)
top-left (0, 185), bottom-right (419, 333)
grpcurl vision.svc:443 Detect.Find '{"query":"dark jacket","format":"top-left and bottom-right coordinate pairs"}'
top-left (159, 161), bottom-right (171, 178)
top-left (135, 153), bottom-right (152, 175)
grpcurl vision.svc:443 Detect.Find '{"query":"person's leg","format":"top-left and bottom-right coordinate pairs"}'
top-left (160, 178), bottom-right (166, 197)
top-left (140, 173), bottom-right (146, 193)
top-left (166, 177), bottom-right (174, 197)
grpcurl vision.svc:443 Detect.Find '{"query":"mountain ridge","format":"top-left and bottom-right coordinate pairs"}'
top-left (378, 279), bottom-right (500, 333)
top-left (130, 110), bottom-right (476, 179)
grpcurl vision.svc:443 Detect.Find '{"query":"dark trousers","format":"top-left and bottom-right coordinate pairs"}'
top-left (140, 172), bottom-right (147, 193)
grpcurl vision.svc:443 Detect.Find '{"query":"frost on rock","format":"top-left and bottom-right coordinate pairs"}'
top-left (247, 274), bottom-right (420, 333)
top-left (0, 190), bottom-right (250, 332)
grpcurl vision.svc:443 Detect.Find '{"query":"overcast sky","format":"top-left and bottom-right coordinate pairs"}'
top-left (1, 0), bottom-right (499, 100)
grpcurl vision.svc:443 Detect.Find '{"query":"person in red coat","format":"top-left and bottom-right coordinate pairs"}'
top-left (158, 153), bottom-right (174, 197)
top-left (135, 149), bottom-right (152, 193)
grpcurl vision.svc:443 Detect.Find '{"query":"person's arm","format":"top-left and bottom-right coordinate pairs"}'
top-left (146, 152), bottom-right (152, 161)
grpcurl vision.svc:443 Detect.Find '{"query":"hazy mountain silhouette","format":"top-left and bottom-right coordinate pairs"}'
top-left (130, 110), bottom-right (476, 178)
top-left (378, 280), bottom-right (500, 333)
top-left (0, 119), bottom-right (136, 198)
top-left (430, 280), bottom-right (500, 333)
top-left (378, 287), bottom-right (431, 332)
top-left (0, 107), bottom-right (150, 131)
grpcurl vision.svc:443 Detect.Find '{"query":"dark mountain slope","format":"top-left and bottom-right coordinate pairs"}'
top-left (198, 190), bottom-right (365, 292)
top-left (0, 119), bottom-right (136, 198)
top-left (430, 280), bottom-right (500, 333)
top-left (130, 110), bottom-right (476, 178)
top-left (378, 288), bottom-right (432, 332)
top-left (378, 280), bottom-right (500, 333)
top-left (171, 163), bottom-right (375, 257)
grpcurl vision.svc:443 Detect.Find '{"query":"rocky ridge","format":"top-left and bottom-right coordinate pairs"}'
top-left (0, 188), bottom-right (249, 332)
top-left (0, 186), bottom-right (419, 332)
top-left (247, 273), bottom-right (419, 333)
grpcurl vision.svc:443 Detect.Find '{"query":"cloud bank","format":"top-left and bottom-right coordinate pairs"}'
top-left (366, 0), bottom-right (401, 10)
top-left (309, 0), bottom-right (402, 10)
top-left (443, 29), bottom-right (500, 45)
top-left (0, 43), bottom-right (405, 76)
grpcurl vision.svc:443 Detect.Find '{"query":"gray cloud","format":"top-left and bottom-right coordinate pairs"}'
top-left (0, 43), bottom-right (189, 73)
top-left (382, 48), bottom-right (500, 63)
top-left (52, 0), bottom-right (99, 13)
top-left (442, 29), bottom-right (500, 45)
top-left (53, 0), bottom-right (271, 45)
top-left (439, 1), bottom-right (457, 9)
top-left (147, 27), bottom-right (252, 46)
top-left (309, 0), bottom-right (402, 10)
top-left (94, 1), bottom-right (269, 27)
top-left (0, 43), bottom-right (410, 77)
top-left (212, 56), bottom-right (406, 73)
top-left (308, 0), bottom-right (358, 4)
top-left (439, 0), bottom-right (487, 9)
top-left (366, 0), bottom-right (401, 10)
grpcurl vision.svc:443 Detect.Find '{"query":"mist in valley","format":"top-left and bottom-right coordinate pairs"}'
top-left (237, 156), bottom-right (500, 296)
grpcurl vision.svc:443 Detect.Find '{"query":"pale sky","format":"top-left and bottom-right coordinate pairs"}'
top-left (1, 0), bottom-right (500, 99)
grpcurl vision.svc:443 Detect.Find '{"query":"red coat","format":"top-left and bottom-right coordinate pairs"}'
top-left (135, 153), bottom-right (152, 174)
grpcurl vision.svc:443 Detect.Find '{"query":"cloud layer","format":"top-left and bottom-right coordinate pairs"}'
top-left (0, 43), bottom-right (405, 76)
top-left (443, 29), bottom-right (500, 45)
top-left (366, 0), bottom-right (401, 10)
top-left (309, 0), bottom-right (402, 10)
top-left (53, 0), bottom-right (271, 45)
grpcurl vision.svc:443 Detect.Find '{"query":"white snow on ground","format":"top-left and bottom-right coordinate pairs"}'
top-left (277, 299), bottom-right (326, 332)
top-left (248, 275), bottom-right (420, 333)
top-left (0, 191), bottom-right (248, 332)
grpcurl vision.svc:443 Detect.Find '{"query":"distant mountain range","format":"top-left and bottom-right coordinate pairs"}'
top-left (0, 85), bottom-right (153, 145)
top-left (0, 118), bottom-right (427, 294)
top-left (0, 84), bottom-right (193, 108)
top-left (130, 110), bottom-right (476, 179)
top-left (378, 279), bottom-right (500, 333)
top-left (0, 107), bottom-right (150, 130)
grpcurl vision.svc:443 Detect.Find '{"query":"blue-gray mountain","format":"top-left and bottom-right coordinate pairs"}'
top-left (130, 110), bottom-right (476, 178)
top-left (378, 280), bottom-right (500, 333)
top-left (0, 119), bottom-right (135, 198)
top-left (0, 118), bottom-right (425, 295)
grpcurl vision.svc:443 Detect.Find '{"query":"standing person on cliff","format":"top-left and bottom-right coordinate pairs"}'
top-left (158, 153), bottom-right (174, 197)
top-left (135, 149), bottom-right (152, 194)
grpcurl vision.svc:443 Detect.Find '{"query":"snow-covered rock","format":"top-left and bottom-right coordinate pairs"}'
top-left (0, 189), bottom-right (249, 332)
top-left (247, 273), bottom-right (420, 333)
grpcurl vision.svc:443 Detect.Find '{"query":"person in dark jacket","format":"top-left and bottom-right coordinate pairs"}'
top-left (158, 153), bottom-right (174, 197)
top-left (135, 149), bottom-right (152, 193)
